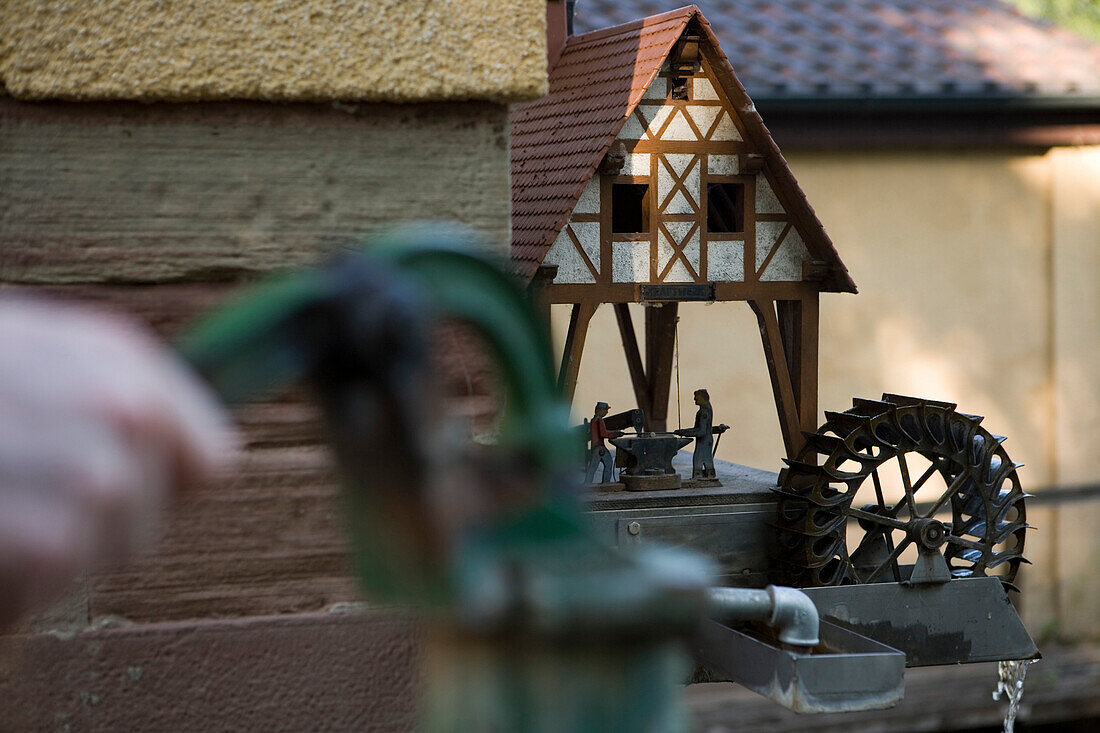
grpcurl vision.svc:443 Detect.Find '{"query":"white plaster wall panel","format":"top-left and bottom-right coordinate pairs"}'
top-left (661, 109), bottom-right (698, 141)
top-left (656, 225), bottom-right (696, 283)
top-left (644, 76), bottom-right (668, 101)
top-left (664, 220), bottom-right (697, 248)
top-left (755, 220), bottom-right (788, 271)
top-left (761, 228), bottom-right (810, 282)
top-left (546, 229), bottom-right (595, 284)
top-left (574, 178), bottom-right (601, 215)
top-left (639, 104), bottom-right (674, 138)
top-left (622, 153), bottom-right (651, 177)
top-left (686, 106), bottom-right (721, 138)
top-left (756, 176), bottom-right (785, 214)
top-left (707, 240), bottom-right (745, 281)
top-left (618, 113), bottom-right (646, 140)
top-left (693, 77), bottom-right (719, 100)
top-left (683, 234), bottom-right (701, 273)
top-left (665, 260), bottom-right (694, 282)
top-left (657, 160), bottom-right (673, 204)
top-left (710, 111), bottom-right (742, 142)
top-left (656, 233), bottom-right (676, 277)
top-left (570, 222), bottom-right (601, 273)
top-left (709, 154), bottom-right (739, 176)
top-left (666, 190), bottom-right (694, 214)
top-left (658, 154), bottom-right (699, 214)
top-left (612, 241), bottom-right (650, 283)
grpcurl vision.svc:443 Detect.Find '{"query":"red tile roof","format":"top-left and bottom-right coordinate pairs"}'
top-left (510, 5), bottom-right (856, 293)
top-left (511, 7), bottom-right (696, 280)
top-left (575, 0), bottom-right (1100, 100)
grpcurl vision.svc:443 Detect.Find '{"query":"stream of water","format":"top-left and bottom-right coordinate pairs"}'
top-left (992, 659), bottom-right (1035, 733)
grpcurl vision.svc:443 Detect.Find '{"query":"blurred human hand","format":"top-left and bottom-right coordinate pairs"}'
top-left (0, 296), bottom-right (238, 627)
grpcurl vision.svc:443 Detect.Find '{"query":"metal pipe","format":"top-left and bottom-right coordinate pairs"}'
top-left (708, 585), bottom-right (820, 647)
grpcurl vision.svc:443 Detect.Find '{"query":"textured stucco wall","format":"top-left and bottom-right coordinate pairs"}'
top-left (1049, 146), bottom-right (1100, 639)
top-left (0, 0), bottom-right (547, 102)
top-left (0, 612), bottom-right (422, 731)
top-left (0, 99), bottom-right (512, 283)
top-left (555, 145), bottom-right (1100, 639)
top-left (2, 95), bottom-right (512, 624)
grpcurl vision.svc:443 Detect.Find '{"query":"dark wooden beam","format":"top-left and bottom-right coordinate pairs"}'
top-left (557, 302), bottom-right (597, 404)
top-left (546, 281), bottom-right (818, 305)
top-left (528, 264), bottom-right (558, 332)
top-left (777, 296), bottom-right (820, 435)
top-left (750, 299), bottom-right (803, 458)
top-left (757, 108), bottom-right (1100, 150)
top-left (644, 303), bottom-right (679, 433)
top-left (613, 303), bottom-right (650, 418)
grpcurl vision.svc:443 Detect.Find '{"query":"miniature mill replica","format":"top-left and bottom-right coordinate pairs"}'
top-left (516, 1), bottom-right (1035, 712)
top-left (182, 5), bottom-right (1038, 727)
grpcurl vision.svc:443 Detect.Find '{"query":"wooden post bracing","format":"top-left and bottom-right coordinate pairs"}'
top-left (529, 264), bottom-right (559, 333)
top-left (558, 302), bottom-right (597, 403)
top-left (613, 303), bottom-right (651, 418)
top-left (777, 295), bottom-right (820, 437)
top-left (749, 299), bottom-right (804, 458)
top-left (644, 303), bottom-right (678, 432)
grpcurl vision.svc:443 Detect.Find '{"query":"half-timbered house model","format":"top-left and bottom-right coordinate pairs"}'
top-left (514, 5), bottom-right (855, 463)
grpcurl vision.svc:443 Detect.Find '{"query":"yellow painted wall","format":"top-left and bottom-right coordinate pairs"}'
top-left (0, 0), bottom-right (547, 103)
top-left (553, 145), bottom-right (1100, 638)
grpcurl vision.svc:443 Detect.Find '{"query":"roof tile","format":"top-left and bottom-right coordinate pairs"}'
top-left (510, 7), bottom-right (697, 279)
top-left (575, 0), bottom-right (1100, 100)
top-left (511, 5), bottom-right (856, 293)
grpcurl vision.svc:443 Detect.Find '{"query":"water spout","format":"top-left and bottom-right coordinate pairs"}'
top-left (992, 659), bottom-right (1035, 733)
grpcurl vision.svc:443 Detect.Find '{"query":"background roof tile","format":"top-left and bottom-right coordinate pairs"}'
top-left (575, 0), bottom-right (1100, 100)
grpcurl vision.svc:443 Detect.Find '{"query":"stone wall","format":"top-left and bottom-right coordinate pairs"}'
top-left (1, 97), bottom-right (511, 627)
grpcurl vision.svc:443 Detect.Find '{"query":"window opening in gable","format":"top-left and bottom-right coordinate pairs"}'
top-left (670, 77), bottom-right (689, 100)
top-left (612, 183), bottom-right (651, 234)
top-left (707, 183), bottom-right (745, 234)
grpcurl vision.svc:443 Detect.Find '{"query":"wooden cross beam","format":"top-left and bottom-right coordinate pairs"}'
top-left (612, 302), bottom-right (680, 432)
top-left (557, 302), bottom-right (597, 403)
top-left (644, 303), bottom-right (679, 433)
top-left (749, 297), bottom-right (819, 459)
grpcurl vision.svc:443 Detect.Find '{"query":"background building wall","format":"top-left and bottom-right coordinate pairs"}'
top-left (1, 100), bottom-right (511, 284)
top-left (555, 144), bottom-right (1100, 638)
top-left (1, 97), bottom-right (512, 627)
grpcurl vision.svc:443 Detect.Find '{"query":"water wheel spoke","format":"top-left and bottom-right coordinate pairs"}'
top-left (897, 453), bottom-right (918, 516)
top-left (911, 460), bottom-right (941, 493)
top-left (925, 468), bottom-right (971, 518)
top-left (865, 538), bottom-right (912, 584)
top-left (847, 506), bottom-right (909, 531)
top-left (944, 534), bottom-right (987, 553)
top-left (872, 469), bottom-right (888, 510)
top-left (883, 530), bottom-right (901, 582)
top-left (864, 471), bottom-right (902, 581)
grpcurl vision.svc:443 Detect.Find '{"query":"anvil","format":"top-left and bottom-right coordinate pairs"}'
top-left (611, 433), bottom-right (692, 491)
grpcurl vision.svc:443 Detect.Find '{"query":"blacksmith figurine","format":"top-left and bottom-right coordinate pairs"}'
top-left (586, 401), bottom-right (622, 484)
top-left (675, 389), bottom-right (729, 480)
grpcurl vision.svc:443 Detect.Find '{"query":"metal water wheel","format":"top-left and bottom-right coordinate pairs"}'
top-left (773, 394), bottom-right (1029, 588)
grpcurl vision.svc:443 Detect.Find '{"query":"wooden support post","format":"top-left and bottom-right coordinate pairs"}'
top-left (777, 295), bottom-right (820, 436)
top-left (529, 264), bottom-right (558, 334)
top-left (557, 302), bottom-right (597, 404)
top-left (750, 299), bottom-right (803, 458)
top-left (644, 303), bottom-right (678, 433)
top-left (613, 303), bottom-right (651, 419)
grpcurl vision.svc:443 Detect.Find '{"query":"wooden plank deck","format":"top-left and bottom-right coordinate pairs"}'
top-left (686, 643), bottom-right (1100, 732)
top-left (4, 612), bottom-right (1095, 731)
